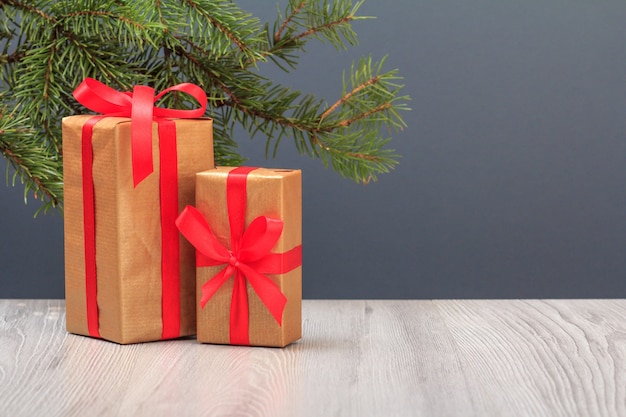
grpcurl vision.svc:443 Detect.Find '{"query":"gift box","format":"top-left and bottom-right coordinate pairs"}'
top-left (63, 79), bottom-right (214, 344)
top-left (176, 167), bottom-right (302, 347)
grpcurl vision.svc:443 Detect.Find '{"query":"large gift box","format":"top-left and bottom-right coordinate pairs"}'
top-left (176, 167), bottom-right (302, 347)
top-left (63, 79), bottom-right (214, 344)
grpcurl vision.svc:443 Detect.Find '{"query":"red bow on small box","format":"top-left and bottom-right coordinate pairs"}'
top-left (175, 167), bottom-right (302, 345)
top-left (73, 78), bottom-right (207, 340)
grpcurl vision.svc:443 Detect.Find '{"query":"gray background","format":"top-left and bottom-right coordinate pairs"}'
top-left (1, 0), bottom-right (625, 299)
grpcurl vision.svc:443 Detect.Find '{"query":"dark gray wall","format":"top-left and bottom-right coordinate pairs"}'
top-left (1, 0), bottom-right (625, 299)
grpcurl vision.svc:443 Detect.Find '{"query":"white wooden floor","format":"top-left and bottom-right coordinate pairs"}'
top-left (1, 299), bottom-right (625, 416)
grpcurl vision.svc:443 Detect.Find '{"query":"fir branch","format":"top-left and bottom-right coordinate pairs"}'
top-left (42, 30), bottom-right (57, 100)
top-left (274, 1), bottom-right (306, 42)
top-left (254, 0), bottom-right (368, 70)
top-left (337, 102), bottom-right (392, 128)
top-left (308, 129), bottom-right (399, 184)
top-left (2, 1), bottom-right (55, 22)
top-left (0, 107), bottom-right (62, 211)
top-left (179, 0), bottom-right (264, 64)
top-left (0, 0), bottom-right (410, 210)
top-left (321, 56), bottom-right (409, 132)
top-left (184, 0), bottom-right (247, 52)
top-left (1, 51), bottom-right (25, 64)
top-left (292, 16), bottom-right (354, 42)
top-left (218, 55), bottom-right (408, 183)
top-left (280, 0), bottom-right (365, 48)
top-left (320, 75), bottom-right (380, 121)
top-left (1, 143), bottom-right (58, 204)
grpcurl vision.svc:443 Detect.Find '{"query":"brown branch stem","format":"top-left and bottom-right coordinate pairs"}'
top-left (168, 37), bottom-right (390, 168)
top-left (293, 16), bottom-right (354, 41)
top-left (310, 134), bottom-right (382, 162)
top-left (64, 10), bottom-right (148, 30)
top-left (337, 102), bottom-right (392, 127)
top-left (274, 1), bottom-right (306, 42)
top-left (320, 76), bottom-right (380, 120)
top-left (249, 13), bottom-right (355, 66)
top-left (42, 31), bottom-right (57, 100)
top-left (183, 0), bottom-right (249, 53)
top-left (3, 0), bottom-right (55, 22)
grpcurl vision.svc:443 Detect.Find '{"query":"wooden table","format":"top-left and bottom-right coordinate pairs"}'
top-left (1, 299), bottom-right (625, 416)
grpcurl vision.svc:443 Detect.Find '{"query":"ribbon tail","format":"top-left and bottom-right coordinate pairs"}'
top-left (238, 216), bottom-right (284, 262)
top-left (131, 85), bottom-right (155, 186)
top-left (200, 265), bottom-right (235, 308)
top-left (230, 271), bottom-right (250, 345)
top-left (239, 263), bottom-right (287, 326)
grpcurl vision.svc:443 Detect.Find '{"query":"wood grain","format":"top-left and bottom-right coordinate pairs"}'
top-left (435, 299), bottom-right (626, 417)
top-left (0, 299), bottom-right (624, 416)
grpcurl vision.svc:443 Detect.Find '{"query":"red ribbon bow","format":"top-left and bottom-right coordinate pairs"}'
top-left (73, 78), bottom-right (207, 340)
top-left (175, 167), bottom-right (302, 345)
top-left (73, 77), bottom-right (207, 186)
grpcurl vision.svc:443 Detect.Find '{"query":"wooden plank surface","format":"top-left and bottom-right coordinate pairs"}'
top-left (0, 299), bottom-right (624, 417)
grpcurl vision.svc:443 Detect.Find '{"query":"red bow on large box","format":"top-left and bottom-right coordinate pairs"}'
top-left (73, 78), bottom-right (207, 339)
top-left (175, 167), bottom-right (303, 345)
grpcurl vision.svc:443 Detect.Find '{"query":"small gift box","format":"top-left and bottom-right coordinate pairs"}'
top-left (176, 167), bottom-right (302, 347)
top-left (63, 79), bottom-right (214, 344)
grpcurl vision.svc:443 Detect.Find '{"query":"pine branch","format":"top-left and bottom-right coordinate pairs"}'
top-left (309, 130), bottom-right (399, 184)
top-left (274, 0), bottom-right (366, 48)
top-left (274, 1), bottom-right (306, 42)
top-left (0, 106), bottom-right (62, 213)
top-left (252, 0), bottom-right (369, 70)
top-left (320, 75), bottom-right (380, 121)
top-left (178, 0), bottom-right (264, 65)
top-left (183, 0), bottom-right (247, 52)
top-left (0, 0), bottom-right (410, 212)
top-left (2, 1), bottom-right (55, 22)
top-left (220, 56), bottom-right (408, 182)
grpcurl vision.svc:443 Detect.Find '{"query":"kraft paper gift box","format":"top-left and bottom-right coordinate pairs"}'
top-left (63, 114), bottom-right (214, 344)
top-left (176, 167), bottom-right (302, 347)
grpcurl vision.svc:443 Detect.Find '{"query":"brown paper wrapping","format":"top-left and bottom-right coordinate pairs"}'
top-left (63, 115), bottom-right (214, 344)
top-left (195, 167), bottom-right (302, 347)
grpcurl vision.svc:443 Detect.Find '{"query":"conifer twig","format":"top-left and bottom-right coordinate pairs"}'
top-left (274, 1), bottom-right (306, 42)
top-left (320, 76), bottom-right (380, 121)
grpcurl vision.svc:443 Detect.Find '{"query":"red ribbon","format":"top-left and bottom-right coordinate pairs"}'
top-left (73, 78), bottom-right (207, 340)
top-left (175, 167), bottom-right (303, 345)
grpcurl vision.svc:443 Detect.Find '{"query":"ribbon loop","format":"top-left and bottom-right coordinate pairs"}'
top-left (73, 77), bottom-right (133, 114)
top-left (175, 205), bottom-right (231, 264)
top-left (239, 216), bottom-right (284, 263)
top-left (154, 83), bottom-right (208, 119)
